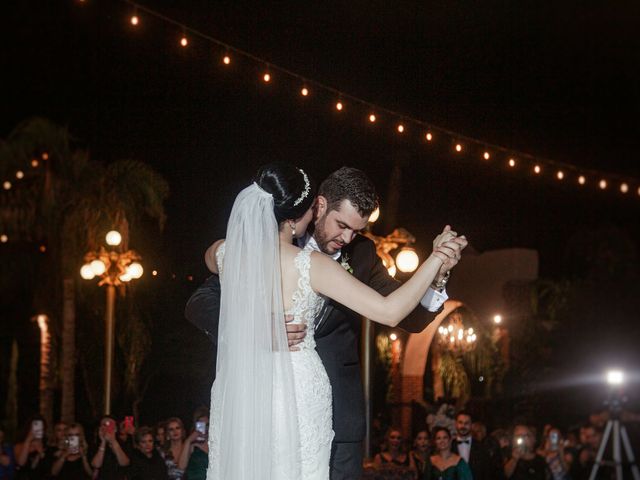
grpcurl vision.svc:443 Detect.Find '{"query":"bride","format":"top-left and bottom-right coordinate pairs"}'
top-left (206, 163), bottom-right (458, 480)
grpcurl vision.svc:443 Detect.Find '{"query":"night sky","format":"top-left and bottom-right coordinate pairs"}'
top-left (3, 1), bottom-right (640, 421)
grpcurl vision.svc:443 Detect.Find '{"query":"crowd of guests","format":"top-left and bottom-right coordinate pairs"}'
top-left (0, 407), bottom-right (210, 480)
top-left (367, 409), bottom-right (638, 480)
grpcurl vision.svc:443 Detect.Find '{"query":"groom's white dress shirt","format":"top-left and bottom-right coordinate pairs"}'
top-left (300, 234), bottom-right (447, 330)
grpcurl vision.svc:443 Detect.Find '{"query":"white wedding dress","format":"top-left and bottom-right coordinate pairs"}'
top-left (209, 243), bottom-right (334, 480)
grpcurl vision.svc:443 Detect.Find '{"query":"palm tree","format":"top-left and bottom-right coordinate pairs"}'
top-left (0, 118), bottom-right (168, 423)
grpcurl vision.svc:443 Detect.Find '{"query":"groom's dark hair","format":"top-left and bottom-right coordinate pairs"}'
top-left (318, 167), bottom-right (378, 216)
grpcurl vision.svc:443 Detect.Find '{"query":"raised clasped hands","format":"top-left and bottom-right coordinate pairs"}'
top-left (430, 225), bottom-right (467, 280)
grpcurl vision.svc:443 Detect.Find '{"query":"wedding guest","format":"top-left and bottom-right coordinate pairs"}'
top-left (14, 416), bottom-right (48, 480)
top-left (373, 428), bottom-right (414, 468)
top-left (177, 409), bottom-right (209, 480)
top-left (472, 421), bottom-right (488, 443)
top-left (117, 419), bottom-right (135, 453)
top-left (160, 418), bottom-right (185, 480)
top-left (0, 425), bottom-right (16, 480)
top-left (539, 427), bottom-right (570, 480)
top-left (427, 426), bottom-right (472, 480)
top-left (410, 430), bottom-right (431, 475)
top-left (154, 422), bottom-right (166, 451)
top-left (504, 424), bottom-right (547, 480)
top-left (50, 423), bottom-right (92, 479)
top-left (452, 411), bottom-right (499, 479)
top-left (129, 427), bottom-right (168, 480)
top-left (90, 416), bottom-right (130, 480)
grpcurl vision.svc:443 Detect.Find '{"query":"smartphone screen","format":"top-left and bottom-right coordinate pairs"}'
top-left (31, 420), bottom-right (44, 439)
top-left (195, 421), bottom-right (207, 442)
top-left (105, 419), bottom-right (115, 435)
top-left (124, 416), bottom-right (134, 431)
top-left (68, 434), bottom-right (80, 454)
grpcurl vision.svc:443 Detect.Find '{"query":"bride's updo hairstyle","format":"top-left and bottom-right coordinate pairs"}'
top-left (256, 163), bottom-right (316, 224)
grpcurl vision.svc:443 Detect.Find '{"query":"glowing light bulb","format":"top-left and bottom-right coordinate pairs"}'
top-left (458, 329), bottom-right (464, 340)
top-left (448, 324), bottom-right (454, 332)
top-left (389, 333), bottom-right (398, 341)
top-left (42, 152), bottom-right (49, 160)
top-left (263, 73), bottom-right (271, 82)
top-left (599, 179), bottom-right (607, 190)
top-left (425, 132), bottom-right (433, 141)
top-left (180, 36), bottom-right (188, 47)
top-left (80, 264), bottom-right (95, 280)
top-left (620, 183), bottom-right (628, 193)
top-left (16, 171), bottom-right (24, 179)
top-left (3, 181), bottom-right (11, 190)
top-left (493, 314), bottom-right (502, 324)
top-left (483, 152), bottom-right (490, 160)
top-left (39, 245), bottom-right (46, 253)
top-left (578, 175), bottom-right (586, 185)
top-left (534, 165), bottom-right (541, 174)
top-left (637, 186), bottom-right (640, 196)
top-left (127, 262), bottom-right (144, 279)
top-left (468, 327), bottom-right (474, 335)
top-left (508, 158), bottom-right (516, 168)
top-left (130, 15), bottom-right (139, 26)
top-left (387, 264), bottom-right (397, 277)
top-left (455, 144), bottom-right (462, 152)
top-left (557, 171), bottom-right (564, 180)
top-left (396, 248), bottom-right (419, 273)
top-left (31, 159), bottom-right (39, 168)
top-left (120, 272), bottom-right (132, 283)
top-left (397, 124), bottom-right (404, 133)
top-left (607, 370), bottom-right (624, 385)
top-left (368, 207), bottom-right (380, 223)
top-left (223, 55), bottom-right (231, 65)
top-left (89, 259), bottom-right (106, 276)
top-left (152, 270), bottom-right (158, 276)
top-left (106, 230), bottom-right (122, 246)
top-left (0, 234), bottom-right (8, 243)
top-left (336, 101), bottom-right (343, 111)
top-left (301, 87), bottom-right (309, 96)
top-left (369, 114), bottom-right (376, 123)
top-left (471, 334), bottom-right (477, 342)
top-left (450, 336), bottom-right (455, 343)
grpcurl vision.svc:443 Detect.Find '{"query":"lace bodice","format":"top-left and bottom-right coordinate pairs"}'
top-left (287, 246), bottom-right (325, 350)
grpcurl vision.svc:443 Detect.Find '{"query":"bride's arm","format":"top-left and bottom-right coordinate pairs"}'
top-left (204, 239), bottom-right (225, 273)
top-left (310, 247), bottom-right (450, 327)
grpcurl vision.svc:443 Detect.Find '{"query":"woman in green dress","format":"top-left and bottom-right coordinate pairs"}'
top-left (424, 427), bottom-right (472, 480)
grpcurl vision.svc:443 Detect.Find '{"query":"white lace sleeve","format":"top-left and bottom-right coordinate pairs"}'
top-left (215, 242), bottom-right (225, 277)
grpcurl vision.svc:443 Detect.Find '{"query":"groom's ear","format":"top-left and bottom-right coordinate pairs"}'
top-left (315, 195), bottom-right (327, 217)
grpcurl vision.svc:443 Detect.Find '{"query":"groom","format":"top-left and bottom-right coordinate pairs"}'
top-left (185, 166), bottom-right (467, 479)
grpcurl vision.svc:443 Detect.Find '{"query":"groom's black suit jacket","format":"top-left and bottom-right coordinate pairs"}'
top-left (184, 234), bottom-right (440, 443)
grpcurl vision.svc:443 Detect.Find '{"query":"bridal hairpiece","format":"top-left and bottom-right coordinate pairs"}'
top-left (293, 168), bottom-right (310, 206)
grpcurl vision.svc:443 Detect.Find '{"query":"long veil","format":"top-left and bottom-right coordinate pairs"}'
top-left (207, 183), bottom-right (301, 479)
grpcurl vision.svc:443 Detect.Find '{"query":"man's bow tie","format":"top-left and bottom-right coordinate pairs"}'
top-left (457, 439), bottom-right (470, 444)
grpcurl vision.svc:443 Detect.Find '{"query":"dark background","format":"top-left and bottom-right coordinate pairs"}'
top-left (2, 1), bottom-right (639, 427)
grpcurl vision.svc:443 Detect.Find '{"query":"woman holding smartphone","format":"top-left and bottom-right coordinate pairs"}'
top-left (91, 416), bottom-right (130, 480)
top-left (177, 409), bottom-right (209, 480)
top-left (14, 416), bottom-right (47, 480)
top-left (51, 424), bottom-right (92, 479)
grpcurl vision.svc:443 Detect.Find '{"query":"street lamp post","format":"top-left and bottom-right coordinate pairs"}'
top-left (80, 230), bottom-right (143, 415)
top-left (361, 208), bottom-right (420, 459)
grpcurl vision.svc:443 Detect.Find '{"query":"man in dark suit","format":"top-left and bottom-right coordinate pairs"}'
top-left (185, 166), bottom-right (467, 479)
top-left (452, 411), bottom-right (504, 480)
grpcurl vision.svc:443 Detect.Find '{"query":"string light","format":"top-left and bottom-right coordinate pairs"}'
top-left (39, 245), bottom-right (47, 253)
top-left (16, 171), bottom-right (24, 179)
top-left (3, 181), bottom-right (11, 190)
top-left (637, 187), bottom-right (640, 196)
top-left (41, 152), bottom-right (49, 160)
top-left (71, 1), bottom-right (640, 202)
top-left (31, 159), bottom-right (39, 168)
top-left (152, 270), bottom-right (158, 276)
top-left (0, 235), bottom-right (7, 243)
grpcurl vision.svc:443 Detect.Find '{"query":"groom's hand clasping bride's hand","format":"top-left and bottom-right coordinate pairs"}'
top-left (286, 314), bottom-right (307, 351)
top-left (432, 225), bottom-right (468, 284)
